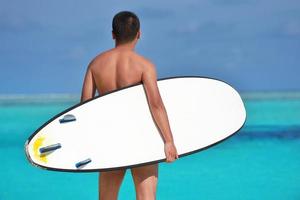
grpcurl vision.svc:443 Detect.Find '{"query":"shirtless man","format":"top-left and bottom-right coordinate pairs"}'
top-left (80, 11), bottom-right (178, 200)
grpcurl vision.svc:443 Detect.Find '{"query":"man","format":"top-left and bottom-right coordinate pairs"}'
top-left (81, 11), bottom-right (178, 200)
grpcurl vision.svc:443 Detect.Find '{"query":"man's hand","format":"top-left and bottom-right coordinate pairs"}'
top-left (164, 141), bottom-right (179, 163)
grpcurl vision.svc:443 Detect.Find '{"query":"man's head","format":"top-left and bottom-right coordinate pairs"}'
top-left (112, 11), bottom-right (140, 44)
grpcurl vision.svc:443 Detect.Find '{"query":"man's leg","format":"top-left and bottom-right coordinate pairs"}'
top-left (99, 169), bottom-right (126, 200)
top-left (131, 164), bottom-right (158, 200)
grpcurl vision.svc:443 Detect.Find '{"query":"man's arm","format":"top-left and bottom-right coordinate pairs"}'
top-left (81, 65), bottom-right (96, 103)
top-left (142, 63), bottom-right (178, 162)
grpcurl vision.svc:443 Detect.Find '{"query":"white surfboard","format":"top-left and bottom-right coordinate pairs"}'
top-left (25, 76), bottom-right (246, 172)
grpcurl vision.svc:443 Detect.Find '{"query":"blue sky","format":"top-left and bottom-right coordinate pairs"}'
top-left (0, 0), bottom-right (299, 93)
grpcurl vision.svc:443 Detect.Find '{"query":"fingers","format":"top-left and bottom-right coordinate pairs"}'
top-left (166, 152), bottom-right (178, 163)
top-left (166, 157), bottom-right (174, 163)
top-left (164, 143), bottom-right (179, 163)
top-left (166, 153), bottom-right (172, 163)
top-left (166, 156), bottom-right (174, 163)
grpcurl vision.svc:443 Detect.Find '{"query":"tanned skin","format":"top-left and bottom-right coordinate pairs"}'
top-left (81, 30), bottom-right (178, 200)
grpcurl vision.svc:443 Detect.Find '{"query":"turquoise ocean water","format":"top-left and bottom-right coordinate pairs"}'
top-left (0, 92), bottom-right (300, 200)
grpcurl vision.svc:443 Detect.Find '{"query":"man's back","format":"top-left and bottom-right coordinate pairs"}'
top-left (88, 47), bottom-right (150, 95)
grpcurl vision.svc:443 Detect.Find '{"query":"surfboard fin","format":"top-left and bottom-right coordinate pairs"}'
top-left (39, 143), bottom-right (62, 154)
top-left (75, 158), bottom-right (92, 169)
top-left (59, 114), bottom-right (76, 123)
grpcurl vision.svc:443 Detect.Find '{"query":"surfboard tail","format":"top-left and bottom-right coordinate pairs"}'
top-left (24, 140), bottom-right (48, 171)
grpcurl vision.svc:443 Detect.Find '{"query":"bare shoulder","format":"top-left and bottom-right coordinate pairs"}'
top-left (88, 49), bottom-right (115, 70)
top-left (132, 53), bottom-right (155, 72)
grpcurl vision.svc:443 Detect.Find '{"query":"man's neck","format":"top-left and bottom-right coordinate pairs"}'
top-left (115, 41), bottom-right (136, 51)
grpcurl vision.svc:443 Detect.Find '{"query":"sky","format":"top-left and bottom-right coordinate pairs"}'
top-left (0, 0), bottom-right (299, 94)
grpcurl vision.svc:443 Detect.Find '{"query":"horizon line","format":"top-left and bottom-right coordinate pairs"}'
top-left (1, 91), bottom-right (300, 102)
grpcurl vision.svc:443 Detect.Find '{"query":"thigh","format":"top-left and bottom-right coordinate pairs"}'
top-left (99, 169), bottom-right (126, 200)
top-left (131, 164), bottom-right (158, 199)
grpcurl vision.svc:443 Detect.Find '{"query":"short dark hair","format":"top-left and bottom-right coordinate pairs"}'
top-left (112, 11), bottom-right (140, 44)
